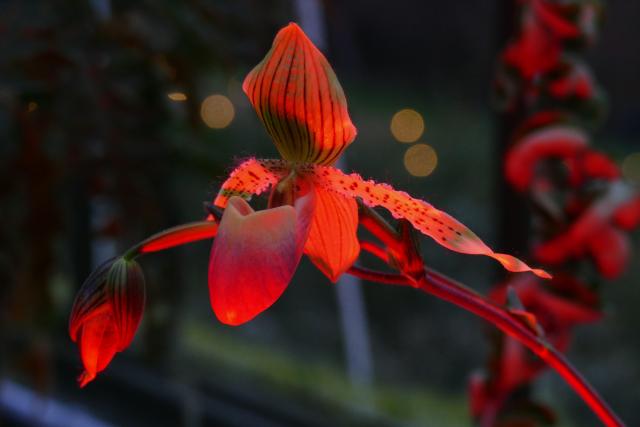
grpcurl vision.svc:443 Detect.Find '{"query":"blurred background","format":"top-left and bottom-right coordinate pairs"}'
top-left (1, 1), bottom-right (639, 426)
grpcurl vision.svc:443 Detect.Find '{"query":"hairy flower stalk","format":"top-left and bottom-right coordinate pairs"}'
top-left (68, 21), bottom-right (625, 426)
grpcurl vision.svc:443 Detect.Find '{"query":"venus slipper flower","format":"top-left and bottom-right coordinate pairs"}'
top-left (69, 257), bottom-right (145, 386)
top-left (208, 22), bottom-right (549, 326)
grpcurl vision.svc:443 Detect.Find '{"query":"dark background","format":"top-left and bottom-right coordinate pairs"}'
top-left (1, 1), bottom-right (638, 426)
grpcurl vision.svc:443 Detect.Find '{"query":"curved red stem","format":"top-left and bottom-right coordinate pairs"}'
top-left (418, 270), bottom-right (623, 427)
top-left (346, 264), bottom-right (623, 426)
top-left (123, 220), bottom-right (218, 259)
top-left (355, 204), bottom-right (624, 426)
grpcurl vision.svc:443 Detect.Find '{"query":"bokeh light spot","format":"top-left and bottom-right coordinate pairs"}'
top-left (622, 152), bottom-right (640, 183)
top-left (404, 143), bottom-right (438, 177)
top-left (167, 92), bottom-right (187, 102)
top-left (390, 109), bottom-right (425, 143)
top-left (201, 94), bottom-right (235, 129)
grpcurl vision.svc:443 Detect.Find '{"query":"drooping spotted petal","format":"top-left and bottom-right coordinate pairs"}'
top-left (308, 165), bottom-right (550, 279)
top-left (214, 158), bottom-right (288, 208)
top-left (304, 185), bottom-right (360, 282)
top-left (208, 193), bottom-right (315, 325)
top-left (242, 22), bottom-right (357, 165)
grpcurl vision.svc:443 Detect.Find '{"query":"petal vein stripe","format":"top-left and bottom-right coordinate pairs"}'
top-left (242, 23), bottom-right (357, 165)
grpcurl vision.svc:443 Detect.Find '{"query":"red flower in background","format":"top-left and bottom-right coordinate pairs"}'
top-left (479, 0), bottom-right (634, 424)
top-left (503, 6), bottom-right (562, 81)
top-left (533, 187), bottom-right (634, 279)
top-left (505, 125), bottom-right (589, 191)
top-left (496, 0), bottom-right (603, 115)
top-left (69, 257), bottom-right (145, 386)
top-left (505, 124), bottom-right (638, 279)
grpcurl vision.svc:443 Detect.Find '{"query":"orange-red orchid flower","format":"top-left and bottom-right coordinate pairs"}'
top-left (208, 22), bottom-right (549, 326)
top-left (69, 257), bottom-right (145, 387)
